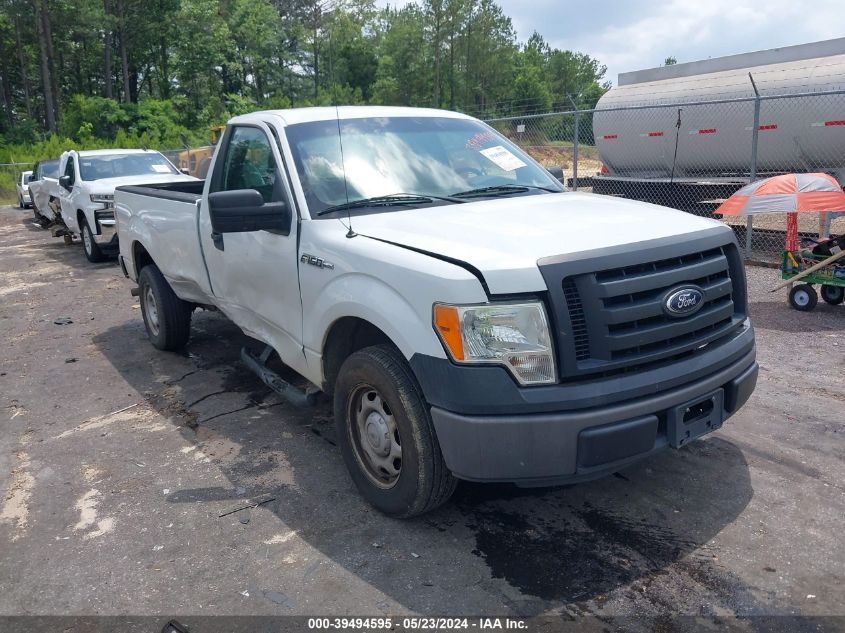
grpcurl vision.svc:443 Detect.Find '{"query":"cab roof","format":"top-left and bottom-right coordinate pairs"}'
top-left (71, 148), bottom-right (164, 157)
top-left (228, 105), bottom-right (474, 127)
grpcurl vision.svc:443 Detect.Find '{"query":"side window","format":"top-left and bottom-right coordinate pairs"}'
top-left (218, 127), bottom-right (280, 203)
top-left (64, 157), bottom-right (76, 185)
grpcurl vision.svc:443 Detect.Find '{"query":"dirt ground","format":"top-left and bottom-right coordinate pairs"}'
top-left (0, 205), bottom-right (843, 628)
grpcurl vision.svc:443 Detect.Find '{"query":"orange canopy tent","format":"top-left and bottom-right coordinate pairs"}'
top-left (714, 173), bottom-right (845, 251)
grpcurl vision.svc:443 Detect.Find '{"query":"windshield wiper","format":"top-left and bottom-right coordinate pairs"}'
top-left (450, 184), bottom-right (560, 198)
top-left (316, 193), bottom-right (462, 216)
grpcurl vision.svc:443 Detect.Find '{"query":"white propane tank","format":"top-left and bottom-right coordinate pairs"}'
top-left (593, 38), bottom-right (845, 180)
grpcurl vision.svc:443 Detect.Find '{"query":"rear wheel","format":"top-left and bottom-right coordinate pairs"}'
top-left (821, 285), bottom-right (844, 305)
top-left (789, 284), bottom-right (818, 311)
top-left (138, 265), bottom-right (192, 351)
top-left (334, 345), bottom-right (456, 518)
top-left (80, 217), bottom-right (106, 263)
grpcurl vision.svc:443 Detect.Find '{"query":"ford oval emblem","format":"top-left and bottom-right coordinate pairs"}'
top-left (663, 286), bottom-right (704, 317)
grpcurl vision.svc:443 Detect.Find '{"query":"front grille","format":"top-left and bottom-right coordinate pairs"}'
top-left (563, 278), bottom-right (590, 360)
top-left (547, 241), bottom-right (746, 380)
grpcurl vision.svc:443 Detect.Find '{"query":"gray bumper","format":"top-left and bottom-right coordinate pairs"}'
top-left (429, 349), bottom-right (757, 485)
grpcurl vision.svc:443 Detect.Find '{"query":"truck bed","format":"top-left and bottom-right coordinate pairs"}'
top-left (115, 179), bottom-right (212, 303)
top-left (116, 180), bottom-right (205, 203)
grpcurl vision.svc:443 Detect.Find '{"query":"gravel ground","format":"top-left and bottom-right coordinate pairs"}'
top-left (0, 205), bottom-right (843, 627)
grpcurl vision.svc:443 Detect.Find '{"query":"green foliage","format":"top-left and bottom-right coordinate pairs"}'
top-left (57, 95), bottom-right (203, 148)
top-left (0, 0), bottom-right (610, 155)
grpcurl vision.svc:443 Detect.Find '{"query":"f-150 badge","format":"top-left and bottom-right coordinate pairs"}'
top-left (300, 253), bottom-right (334, 270)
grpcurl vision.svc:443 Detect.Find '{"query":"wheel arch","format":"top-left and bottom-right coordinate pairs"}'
top-left (131, 240), bottom-right (155, 280)
top-left (321, 317), bottom-right (399, 395)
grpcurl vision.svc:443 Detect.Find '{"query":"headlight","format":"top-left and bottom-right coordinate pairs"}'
top-left (433, 302), bottom-right (556, 385)
top-left (90, 194), bottom-right (114, 203)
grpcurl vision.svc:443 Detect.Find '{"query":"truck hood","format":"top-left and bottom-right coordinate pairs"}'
top-left (350, 192), bottom-right (729, 294)
top-left (86, 173), bottom-right (198, 194)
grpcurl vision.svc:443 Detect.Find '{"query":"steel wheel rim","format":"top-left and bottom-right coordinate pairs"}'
top-left (794, 290), bottom-right (810, 307)
top-left (82, 226), bottom-right (92, 255)
top-left (348, 385), bottom-right (402, 489)
top-left (144, 286), bottom-right (160, 336)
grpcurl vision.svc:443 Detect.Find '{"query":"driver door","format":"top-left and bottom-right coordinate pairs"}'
top-left (58, 155), bottom-right (79, 232)
top-left (199, 123), bottom-right (304, 371)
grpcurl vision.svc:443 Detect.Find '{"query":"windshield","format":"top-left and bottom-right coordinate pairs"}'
top-left (78, 153), bottom-right (178, 181)
top-left (22, 173), bottom-right (31, 185)
top-left (39, 160), bottom-right (59, 179)
top-left (285, 116), bottom-right (562, 217)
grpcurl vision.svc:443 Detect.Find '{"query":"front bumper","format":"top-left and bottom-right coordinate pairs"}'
top-left (416, 324), bottom-right (757, 485)
top-left (93, 208), bottom-right (117, 247)
top-left (94, 222), bottom-right (117, 245)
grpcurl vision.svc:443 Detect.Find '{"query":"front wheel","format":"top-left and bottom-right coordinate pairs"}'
top-left (138, 265), bottom-right (192, 351)
top-left (333, 345), bottom-right (456, 518)
top-left (80, 217), bottom-right (106, 263)
top-left (789, 284), bottom-right (818, 311)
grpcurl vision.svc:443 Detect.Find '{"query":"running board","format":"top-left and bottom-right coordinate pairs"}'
top-left (241, 345), bottom-right (317, 408)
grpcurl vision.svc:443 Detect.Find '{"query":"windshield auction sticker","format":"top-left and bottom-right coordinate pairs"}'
top-left (479, 146), bottom-right (527, 171)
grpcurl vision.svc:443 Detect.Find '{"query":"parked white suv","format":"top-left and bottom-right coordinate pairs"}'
top-left (116, 106), bottom-right (758, 517)
top-left (16, 171), bottom-right (32, 209)
top-left (57, 149), bottom-right (197, 262)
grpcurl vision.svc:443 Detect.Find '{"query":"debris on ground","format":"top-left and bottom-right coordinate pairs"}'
top-left (218, 496), bottom-right (276, 518)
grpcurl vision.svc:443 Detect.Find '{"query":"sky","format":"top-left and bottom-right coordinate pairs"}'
top-left (375, 0), bottom-right (845, 85)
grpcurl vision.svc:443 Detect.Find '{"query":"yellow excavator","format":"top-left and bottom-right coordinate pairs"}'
top-left (177, 125), bottom-right (226, 178)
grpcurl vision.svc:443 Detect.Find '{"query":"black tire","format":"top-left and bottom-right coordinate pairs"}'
top-left (789, 284), bottom-right (818, 311)
top-left (80, 216), bottom-right (106, 263)
top-left (138, 264), bottom-right (192, 351)
top-left (333, 344), bottom-right (456, 518)
top-left (821, 285), bottom-right (845, 306)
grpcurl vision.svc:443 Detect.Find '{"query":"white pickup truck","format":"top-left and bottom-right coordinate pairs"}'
top-left (16, 170), bottom-right (33, 209)
top-left (57, 149), bottom-right (197, 262)
top-left (115, 106), bottom-right (758, 517)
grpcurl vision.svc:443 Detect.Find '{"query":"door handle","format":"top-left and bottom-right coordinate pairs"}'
top-left (211, 231), bottom-right (224, 251)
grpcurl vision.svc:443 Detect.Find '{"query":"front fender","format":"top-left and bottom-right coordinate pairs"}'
top-left (305, 272), bottom-right (445, 364)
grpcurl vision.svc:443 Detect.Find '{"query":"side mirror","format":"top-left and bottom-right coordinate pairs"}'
top-left (208, 189), bottom-right (291, 235)
top-left (546, 165), bottom-right (565, 183)
top-left (59, 175), bottom-right (72, 190)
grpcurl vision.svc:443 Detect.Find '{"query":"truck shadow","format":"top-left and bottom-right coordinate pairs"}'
top-left (92, 310), bottom-right (754, 614)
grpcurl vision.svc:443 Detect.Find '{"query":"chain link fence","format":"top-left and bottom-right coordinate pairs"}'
top-left (6, 95), bottom-right (845, 264)
top-left (486, 89), bottom-right (845, 264)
